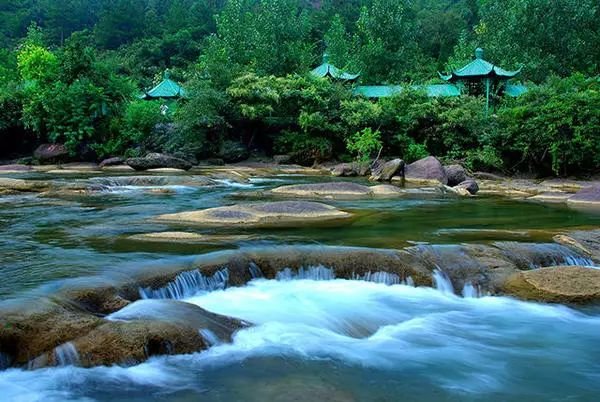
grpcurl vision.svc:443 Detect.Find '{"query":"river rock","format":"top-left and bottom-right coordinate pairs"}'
top-left (129, 231), bottom-right (253, 243)
top-left (454, 179), bottom-right (479, 195)
top-left (370, 159), bottom-right (404, 182)
top-left (567, 185), bottom-right (600, 207)
top-left (33, 144), bottom-right (69, 163)
top-left (126, 153), bottom-right (193, 171)
top-left (502, 266), bottom-right (600, 303)
top-left (444, 164), bottom-right (468, 186)
top-left (528, 192), bottom-right (572, 203)
top-left (155, 201), bottom-right (352, 227)
top-left (331, 162), bottom-right (370, 177)
top-left (99, 157), bottom-right (124, 168)
top-left (405, 156), bottom-right (448, 185)
top-left (107, 299), bottom-right (249, 343)
top-left (273, 155), bottom-right (292, 165)
top-left (269, 182), bottom-right (404, 199)
top-left (554, 230), bottom-right (600, 262)
top-left (0, 302), bottom-right (102, 367)
top-left (64, 320), bottom-right (206, 367)
top-left (0, 164), bottom-right (32, 173)
top-left (0, 177), bottom-right (52, 192)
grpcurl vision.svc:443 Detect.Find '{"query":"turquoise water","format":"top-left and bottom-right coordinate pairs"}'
top-left (1, 171), bottom-right (600, 401)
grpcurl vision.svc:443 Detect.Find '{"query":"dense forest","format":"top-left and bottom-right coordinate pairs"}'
top-left (0, 0), bottom-right (598, 176)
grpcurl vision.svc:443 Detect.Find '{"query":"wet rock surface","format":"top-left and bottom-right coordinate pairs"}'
top-left (155, 201), bottom-right (352, 226)
top-left (503, 266), bottom-right (600, 303)
top-left (128, 231), bottom-right (253, 243)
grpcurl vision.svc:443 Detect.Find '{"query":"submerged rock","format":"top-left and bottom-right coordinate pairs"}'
top-left (129, 231), bottom-right (253, 244)
top-left (0, 177), bottom-right (52, 192)
top-left (155, 201), bottom-right (352, 227)
top-left (126, 153), bottom-right (192, 171)
top-left (405, 156), bottom-right (448, 185)
top-left (370, 159), bottom-right (404, 182)
top-left (502, 266), bottom-right (600, 303)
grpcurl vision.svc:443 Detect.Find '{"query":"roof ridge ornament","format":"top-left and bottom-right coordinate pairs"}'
top-left (475, 48), bottom-right (484, 60)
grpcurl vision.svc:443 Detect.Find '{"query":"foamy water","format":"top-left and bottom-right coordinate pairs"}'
top-left (3, 279), bottom-right (599, 401)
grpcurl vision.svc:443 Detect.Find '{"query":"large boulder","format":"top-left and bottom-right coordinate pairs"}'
top-left (0, 302), bottom-right (102, 367)
top-left (126, 153), bottom-right (192, 171)
top-left (370, 159), bottom-right (404, 182)
top-left (502, 266), bottom-right (600, 303)
top-left (220, 140), bottom-right (249, 163)
top-left (444, 164), bottom-right (468, 186)
top-left (404, 156), bottom-right (448, 185)
top-left (33, 144), bottom-right (69, 163)
top-left (155, 201), bottom-right (352, 227)
top-left (567, 185), bottom-right (600, 207)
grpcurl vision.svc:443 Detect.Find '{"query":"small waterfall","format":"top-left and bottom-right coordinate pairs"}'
top-left (495, 242), bottom-right (595, 269)
top-left (199, 329), bottom-right (222, 346)
top-left (276, 266), bottom-right (335, 281)
top-left (433, 269), bottom-right (454, 295)
top-left (462, 282), bottom-right (481, 298)
top-left (53, 342), bottom-right (80, 367)
top-left (140, 269), bottom-right (229, 299)
top-left (352, 271), bottom-right (415, 286)
top-left (248, 263), bottom-right (263, 279)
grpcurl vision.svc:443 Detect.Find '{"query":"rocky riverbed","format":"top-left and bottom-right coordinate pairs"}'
top-left (1, 161), bottom-right (600, 401)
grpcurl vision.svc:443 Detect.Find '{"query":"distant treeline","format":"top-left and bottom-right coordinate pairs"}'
top-left (0, 0), bottom-right (599, 176)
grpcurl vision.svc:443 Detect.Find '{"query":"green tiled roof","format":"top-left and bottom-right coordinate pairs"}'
top-left (311, 54), bottom-right (360, 81)
top-left (141, 72), bottom-right (187, 100)
top-left (504, 84), bottom-right (528, 97)
top-left (353, 84), bottom-right (460, 98)
top-left (439, 48), bottom-right (521, 82)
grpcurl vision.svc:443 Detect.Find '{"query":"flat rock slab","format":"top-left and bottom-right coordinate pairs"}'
top-left (567, 185), bottom-right (600, 207)
top-left (528, 192), bottom-right (572, 203)
top-left (503, 266), bottom-right (600, 303)
top-left (270, 182), bottom-right (403, 199)
top-left (0, 177), bottom-right (52, 192)
top-left (155, 201), bottom-right (351, 227)
top-left (129, 231), bottom-right (254, 243)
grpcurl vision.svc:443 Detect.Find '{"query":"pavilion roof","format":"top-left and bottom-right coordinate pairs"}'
top-left (141, 72), bottom-right (187, 100)
top-left (353, 84), bottom-right (460, 98)
top-left (311, 54), bottom-right (360, 81)
top-left (439, 48), bottom-right (521, 82)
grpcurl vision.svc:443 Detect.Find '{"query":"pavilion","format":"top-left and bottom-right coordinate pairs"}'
top-left (439, 48), bottom-right (525, 112)
top-left (140, 71), bottom-right (187, 100)
top-left (310, 53), bottom-right (360, 83)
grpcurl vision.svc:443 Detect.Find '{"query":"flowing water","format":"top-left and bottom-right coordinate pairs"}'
top-left (1, 171), bottom-right (600, 401)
